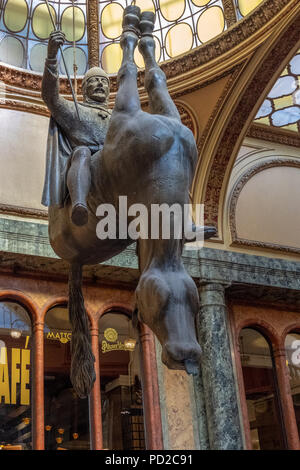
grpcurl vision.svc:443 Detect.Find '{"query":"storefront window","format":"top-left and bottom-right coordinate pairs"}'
top-left (239, 328), bottom-right (286, 449)
top-left (285, 332), bottom-right (300, 439)
top-left (99, 311), bottom-right (145, 450)
top-left (44, 305), bottom-right (90, 450)
top-left (0, 301), bottom-right (32, 450)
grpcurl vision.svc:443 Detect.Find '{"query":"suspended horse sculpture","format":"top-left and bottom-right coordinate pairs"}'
top-left (42, 6), bottom-right (216, 397)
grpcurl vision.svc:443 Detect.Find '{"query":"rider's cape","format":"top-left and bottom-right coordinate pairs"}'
top-left (41, 117), bottom-right (72, 208)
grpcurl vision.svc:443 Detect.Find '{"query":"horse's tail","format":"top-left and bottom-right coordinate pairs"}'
top-left (69, 262), bottom-right (95, 398)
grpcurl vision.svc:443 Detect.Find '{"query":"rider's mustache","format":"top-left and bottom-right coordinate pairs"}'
top-left (93, 86), bottom-right (105, 93)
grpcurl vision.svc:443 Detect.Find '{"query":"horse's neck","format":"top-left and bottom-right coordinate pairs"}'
top-left (137, 238), bottom-right (184, 274)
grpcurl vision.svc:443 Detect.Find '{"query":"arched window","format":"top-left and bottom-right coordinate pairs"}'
top-left (239, 327), bottom-right (286, 450)
top-left (285, 331), bottom-right (300, 438)
top-left (44, 305), bottom-right (90, 450)
top-left (0, 301), bottom-right (32, 450)
top-left (98, 310), bottom-right (145, 450)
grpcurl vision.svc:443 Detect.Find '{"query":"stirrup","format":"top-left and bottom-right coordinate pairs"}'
top-left (139, 11), bottom-right (155, 37)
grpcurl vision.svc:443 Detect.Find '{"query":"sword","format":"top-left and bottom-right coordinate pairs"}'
top-left (44, 0), bottom-right (81, 121)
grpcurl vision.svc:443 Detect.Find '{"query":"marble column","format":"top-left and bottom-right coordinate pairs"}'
top-left (197, 282), bottom-right (244, 449)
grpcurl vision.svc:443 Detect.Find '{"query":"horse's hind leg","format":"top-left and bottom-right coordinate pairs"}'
top-left (138, 13), bottom-right (180, 120)
top-left (113, 5), bottom-right (141, 115)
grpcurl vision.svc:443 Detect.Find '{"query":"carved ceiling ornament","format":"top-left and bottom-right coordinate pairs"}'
top-left (87, 0), bottom-right (100, 69)
top-left (247, 123), bottom-right (300, 148)
top-left (192, 7), bottom-right (300, 236)
top-left (229, 158), bottom-right (300, 255)
top-left (222, 0), bottom-right (238, 27)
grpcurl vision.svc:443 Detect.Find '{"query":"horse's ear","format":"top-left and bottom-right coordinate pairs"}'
top-left (132, 307), bottom-right (139, 329)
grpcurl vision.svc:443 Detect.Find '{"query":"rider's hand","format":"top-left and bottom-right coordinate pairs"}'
top-left (47, 31), bottom-right (65, 60)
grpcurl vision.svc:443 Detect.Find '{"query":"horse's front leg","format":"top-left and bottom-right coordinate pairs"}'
top-left (138, 12), bottom-right (180, 120)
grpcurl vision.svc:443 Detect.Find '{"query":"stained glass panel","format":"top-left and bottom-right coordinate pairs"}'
top-left (236, 0), bottom-right (264, 19)
top-left (0, 0), bottom-right (227, 73)
top-left (99, 0), bottom-right (226, 73)
top-left (255, 51), bottom-right (300, 132)
top-left (4, 0), bottom-right (28, 33)
top-left (0, 0), bottom-right (88, 73)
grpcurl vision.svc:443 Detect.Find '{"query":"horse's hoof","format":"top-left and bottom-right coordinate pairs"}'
top-left (122, 5), bottom-right (141, 37)
top-left (71, 203), bottom-right (88, 226)
top-left (184, 225), bottom-right (217, 243)
top-left (139, 11), bottom-right (155, 37)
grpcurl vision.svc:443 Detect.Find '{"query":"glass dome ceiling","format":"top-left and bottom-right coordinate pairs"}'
top-left (0, 0), bottom-right (298, 132)
top-left (0, 0), bottom-right (228, 74)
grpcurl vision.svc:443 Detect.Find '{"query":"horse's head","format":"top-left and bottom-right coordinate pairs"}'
top-left (135, 269), bottom-right (201, 375)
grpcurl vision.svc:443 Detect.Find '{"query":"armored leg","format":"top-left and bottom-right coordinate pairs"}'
top-left (67, 146), bottom-right (91, 226)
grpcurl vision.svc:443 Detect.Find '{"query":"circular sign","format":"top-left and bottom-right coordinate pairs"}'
top-left (104, 328), bottom-right (118, 343)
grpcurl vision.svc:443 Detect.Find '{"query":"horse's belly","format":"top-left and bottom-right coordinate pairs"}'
top-left (48, 206), bottom-right (133, 265)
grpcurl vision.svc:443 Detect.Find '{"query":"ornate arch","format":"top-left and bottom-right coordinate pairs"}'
top-left (228, 158), bottom-right (300, 254)
top-left (192, 1), bottom-right (300, 236)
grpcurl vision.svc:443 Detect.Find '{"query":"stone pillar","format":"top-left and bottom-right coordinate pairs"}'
top-left (89, 325), bottom-right (103, 449)
top-left (32, 321), bottom-right (45, 450)
top-left (272, 347), bottom-right (300, 450)
top-left (87, 0), bottom-right (100, 68)
top-left (197, 282), bottom-right (244, 449)
top-left (139, 325), bottom-right (164, 450)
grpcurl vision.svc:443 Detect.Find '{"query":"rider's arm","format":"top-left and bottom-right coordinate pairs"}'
top-left (41, 31), bottom-right (76, 128)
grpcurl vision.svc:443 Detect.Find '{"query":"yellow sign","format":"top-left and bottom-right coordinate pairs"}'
top-left (104, 328), bottom-right (118, 343)
top-left (0, 347), bottom-right (30, 405)
top-left (47, 331), bottom-right (72, 344)
top-left (102, 340), bottom-right (127, 354)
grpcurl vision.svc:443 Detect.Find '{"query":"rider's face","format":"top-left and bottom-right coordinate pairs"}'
top-left (85, 76), bottom-right (109, 103)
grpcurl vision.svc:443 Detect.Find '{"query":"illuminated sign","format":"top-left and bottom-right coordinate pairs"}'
top-left (102, 340), bottom-right (127, 354)
top-left (101, 328), bottom-right (136, 353)
top-left (291, 340), bottom-right (300, 367)
top-left (104, 328), bottom-right (118, 342)
top-left (0, 345), bottom-right (30, 405)
top-left (46, 331), bottom-right (72, 344)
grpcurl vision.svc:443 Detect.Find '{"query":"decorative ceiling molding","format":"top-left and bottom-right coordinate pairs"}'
top-left (0, 203), bottom-right (48, 220)
top-left (192, 5), bottom-right (300, 234)
top-left (229, 158), bottom-right (300, 255)
top-left (247, 123), bottom-right (300, 148)
top-left (0, 99), bottom-right (49, 117)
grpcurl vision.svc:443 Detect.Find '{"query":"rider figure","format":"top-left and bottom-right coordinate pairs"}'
top-left (41, 30), bottom-right (111, 226)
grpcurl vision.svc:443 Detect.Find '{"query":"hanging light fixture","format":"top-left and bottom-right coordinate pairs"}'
top-left (72, 433), bottom-right (79, 440)
top-left (124, 338), bottom-right (137, 351)
top-left (10, 329), bottom-right (22, 339)
top-left (10, 319), bottom-right (22, 339)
